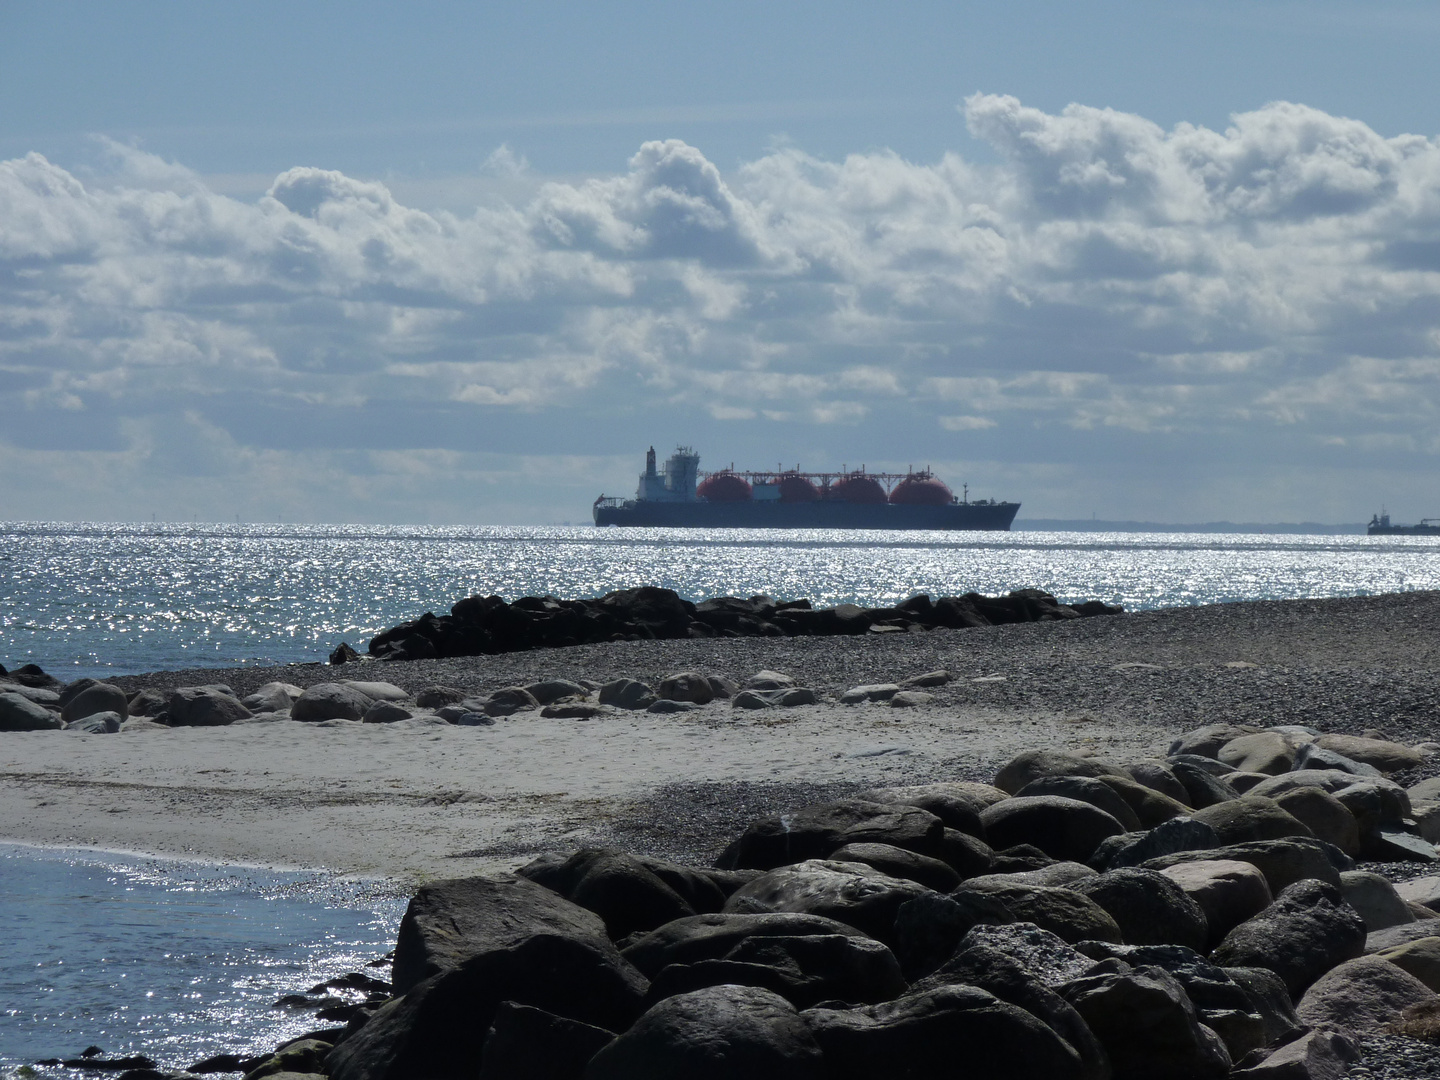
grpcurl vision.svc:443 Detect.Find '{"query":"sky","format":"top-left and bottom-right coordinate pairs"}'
top-left (4, 2), bottom-right (1440, 525)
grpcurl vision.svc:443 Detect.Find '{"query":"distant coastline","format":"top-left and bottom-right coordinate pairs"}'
top-left (1015, 518), bottom-right (1367, 535)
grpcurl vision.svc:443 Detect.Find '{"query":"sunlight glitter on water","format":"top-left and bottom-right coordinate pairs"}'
top-left (3, 522), bottom-right (1439, 679)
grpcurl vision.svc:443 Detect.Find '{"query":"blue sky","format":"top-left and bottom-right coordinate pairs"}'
top-left (4, 1), bottom-right (1440, 524)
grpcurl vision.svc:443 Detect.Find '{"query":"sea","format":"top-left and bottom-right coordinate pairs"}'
top-left (3, 519), bottom-right (1440, 1072)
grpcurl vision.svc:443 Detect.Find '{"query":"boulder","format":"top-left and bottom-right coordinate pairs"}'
top-left (657, 672), bottom-right (714, 704)
top-left (706, 675), bottom-right (739, 699)
top-left (968, 861), bottom-right (1095, 888)
top-left (1293, 741), bottom-right (1382, 777)
top-left (291, 682), bottom-right (372, 723)
top-left (620, 912), bottom-right (875, 979)
top-left (994, 749), bottom-right (1129, 794)
top-left (1218, 733), bottom-right (1296, 776)
top-left (888, 690), bottom-right (933, 707)
top-left (918, 943), bottom-right (1110, 1080)
top-left (1060, 964), bottom-right (1232, 1080)
top-left (901, 670), bottom-right (951, 688)
top-left (1375, 935), bottom-right (1440, 991)
top-left (167, 687), bottom-right (252, 727)
top-left (342, 680), bottom-right (408, 701)
top-left (484, 687), bottom-right (540, 716)
top-left (859, 782), bottom-right (988, 837)
top-left (1170, 761), bottom-right (1241, 809)
top-left (646, 699), bottom-right (700, 714)
top-left (840, 683), bottom-right (900, 704)
top-left (645, 932), bottom-right (907, 1010)
top-left (1315, 733), bottom-right (1426, 774)
top-left (802, 983), bottom-right (1090, 1080)
top-left (828, 842), bottom-right (961, 892)
top-left (1210, 878), bottom-right (1367, 997)
top-left (1074, 943), bottom-right (1267, 1061)
top-left (247, 1039), bottom-right (332, 1080)
top-left (126, 688), bottom-right (168, 717)
top-left (1229, 1028), bottom-right (1358, 1080)
top-left (546, 850), bottom-right (697, 940)
top-left (1146, 837), bottom-right (1346, 893)
top-left (362, 701), bottom-right (415, 724)
top-left (1069, 867), bottom-right (1210, 950)
top-left (720, 859), bottom-right (929, 944)
top-left (63, 711), bottom-right (122, 733)
top-left (1296, 954), bottom-right (1438, 1037)
top-left (1398, 876), bottom-right (1440, 912)
top-left (1094, 816), bottom-right (1221, 870)
top-left (477, 1002), bottom-right (614, 1080)
top-left (890, 890), bottom-right (1015, 980)
top-left (1222, 965), bottom-right (1306, 1051)
top-left (523, 680), bottom-right (590, 706)
top-left (414, 685), bottom-right (467, 709)
top-left (60, 682), bottom-right (128, 724)
top-left (732, 687), bottom-right (817, 708)
top-left (1015, 775), bottom-right (1142, 832)
top-left (1339, 870), bottom-right (1414, 932)
top-left (586, 984), bottom-right (823, 1080)
top-left (940, 828), bottom-right (996, 877)
top-left (243, 682), bottom-right (304, 714)
top-left (1188, 795), bottom-right (1313, 845)
top-left (1169, 724), bottom-right (1262, 759)
top-left (1126, 759), bottom-right (1192, 804)
top-left (0, 691), bottom-right (63, 731)
top-left (718, 799), bottom-right (946, 871)
top-left (327, 932), bottom-right (647, 1080)
top-left (1271, 787), bottom-right (1360, 857)
top-left (953, 881), bottom-right (1121, 944)
top-left (1095, 774), bottom-right (1191, 827)
top-left (743, 670), bottom-right (794, 690)
top-left (1366, 921), bottom-right (1440, 955)
top-left (597, 679), bottom-right (655, 710)
top-left (392, 874), bottom-right (614, 995)
top-left (979, 795), bottom-right (1127, 863)
top-left (542, 703), bottom-right (605, 720)
top-left (1159, 860), bottom-right (1274, 948)
top-left (596, 586), bottom-right (695, 639)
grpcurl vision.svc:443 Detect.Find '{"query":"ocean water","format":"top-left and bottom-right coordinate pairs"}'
top-left (0, 845), bottom-right (403, 1075)
top-left (3, 521), bottom-right (1440, 680)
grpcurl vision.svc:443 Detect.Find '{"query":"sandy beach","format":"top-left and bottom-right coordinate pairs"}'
top-left (3, 591), bottom-right (1437, 887)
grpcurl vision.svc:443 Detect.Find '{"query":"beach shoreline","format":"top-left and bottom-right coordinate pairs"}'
top-left (4, 591), bottom-right (1438, 888)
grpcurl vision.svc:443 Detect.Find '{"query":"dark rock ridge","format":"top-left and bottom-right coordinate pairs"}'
top-left (354, 586), bottom-right (1122, 662)
top-left (108, 718), bottom-right (1440, 1080)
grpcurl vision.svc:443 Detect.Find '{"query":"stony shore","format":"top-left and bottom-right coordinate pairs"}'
top-left (4, 590), bottom-right (1440, 1078)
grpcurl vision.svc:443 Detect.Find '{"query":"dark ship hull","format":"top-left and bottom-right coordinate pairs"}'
top-left (593, 498), bottom-right (1020, 530)
top-left (1368, 514), bottom-right (1440, 536)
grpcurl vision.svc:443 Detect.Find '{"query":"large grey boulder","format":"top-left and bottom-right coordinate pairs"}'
top-left (1169, 724), bottom-right (1261, 759)
top-left (60, 682), bottom-right (128, 724)
top-left (954, 880), bottom-right (1122, 944)
top-left (167, 686), bottom-right (252, 727)
top-left (598, 679), bottom-right (656, 710)
top-left (63, 711), bottom-right (122, 733)
top-left (1094, 816), bottom-right (1221, 870)
top-left (243, 682), bottom-right (304, 713)
top-left (620, 911), bottom-right (872, 978)
top-left (291, 682), bottom-right (372, 722)
top-left (994, 749), bottom-right (1129, 794)
top-left (1060, 964), bottom-right (1232, 1080)
top-left (327, 932), bottom-right (647, 1080)
top-left (919, 943), bottom-right (1110, 1080)
top-left (1293, 741), bottom-right (1382, 777)
top-left (1069, 867), bottom-right (1210, 950)
top-left (483, 687), bottom-right (540, 716)
top-left (657, 672), bottom-right (714, 704)
top-left (1144, 836), bottom-right (1348, 893)
top-left (1373, 935), bottom-right (1440, 991)
top-left (1159, 859), bottom-right (1274, 948)
top-left (717, 799), bottom-right (946, 870)
top-left (477, 1002), bottom-right (615, 1080)
top-left (1315, 733), bottom-right (1425, 774)
top-left (1126, 759), bottom-right (1192, 804)
top-left (1222, 965), bottom-right (1306, 1050)
top-left (1271, 786), bottom-right (1361, 857)
top-left (1340, 869), bottom-right (1415, 932)
top-left (1218, 732), bottom-right (1297, 775)
top-left (1170, 761), bottom-right (1241, 809)
top-left (392, 874), bottom-right (614, 995)
top-left (523, 680), bottom-right (590, 705)
top-left (1210, 878), bottom-right (1367, 997)
top-left (1296, 954), bottom-right (1438, 1037)
top-left (859, 782), bottom-right (989, 837)
top-left (802, 983), bottom-right (1090, 1080)
top-left (720, 859), bottom-right (929, 944)
top-left (0, 691), bottom-right (63, 731)
top-left (587, 985), bottom-right (822, 1080)
top-left (1096, 773), bottom-right (1191, 827)
top-left (1229, 1028), bottom-right (1358, 1080)
top-left (890, 890), bottom-right (1017, 980)
top-left (980, 795), bottom-right (1127, 863)
top-left (1188, 795), bottom-right (1313, 845)
top-left (829, 842), bottom-right (961, 892)
top-left (341, 680), bottom-right (409, 702)
top-left (1015, 775), bottom-right (1142, 832)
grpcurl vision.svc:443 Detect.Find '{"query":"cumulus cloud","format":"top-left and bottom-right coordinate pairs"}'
top-left (4, 96), bottom-right (1440, 522)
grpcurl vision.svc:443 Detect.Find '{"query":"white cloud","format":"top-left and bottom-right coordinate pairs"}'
top-left (4, 96), bottom-right (1440, 521)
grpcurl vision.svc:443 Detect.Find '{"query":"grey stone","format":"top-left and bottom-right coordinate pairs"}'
top-left (0, 691), bottom-right (63, 731)
top-left (841, 683), bottom-right (901, 704)
top-left (341, 680), bottom-right (408, 702)
top-left (1096, 816), bottom-right (1222, 870)
top-left (1272, 786), bottom-right (1361, 857)
top-left (980, 795), bottom-right (1127, 864)
top-left (1296, 954), bottom-right (1437, 1037)
top-left (1159, 859), bottom-right (1274, 948)
top-left (1340, 870), bottom-right (1416, 932)
top-left (1188, 795), bottom-right (1313, 845)
top-left (63, 710), bottom-right (121, 733)
top-left (901, 669), bottom-right (951, 688)
top-left (1293, 741), bottom-right (1382, 778)
top-left (1170, 761), bottom-right (1242, 809)
top-left (522, 680), bottom-right (590, 705)
top-left (828, 841), bottom-right (961, 892)
top-left (1145, 837), bottom-right (1348, 894)
top-left (540, 702), bottom-right (604, 720)
top-left (657, 672), bottom-right (714, 704)
top-left (1315, 733), bottom-right (1425, 774)
top-left (1169, 724), bottom-right (1262, 759)
top-left (291, 682), bottom-right (372, 722)
top-left (954, 880), bottom-right (1122, 944)
top-left (721, 859), bottom-right (929, 944)
top-left (243, 681), bottom-right (304, 714)
top-left (745, 670), bottom-right (795, 691)
top-left (483, 687), bottom-right (540, 716)
top-left (598, 678), bottom-right (656, 710)
top-left (361, 701), bottom-right (415, 724)
top-left (1126, 759), bottom-right (1192, 804)
top-left (888, 690), bottom-right (933, 707)
top-left (1229, 1028), bottom-right (1358, 1080)
top-left (1373, 935), bottom-right (1440, 992)
top-left (1210, 878), bottom-right (1368, 997)
top-left (621, 912), bottom-right (875, 979)
top-left (1222, 965), bottom-right (1307, 1052)
top-left (646, 698), bottom-right (701, 713)
top-left (60, 682), bottom-right (128, 724)
top-left (1017, 775), bottom-right (1142, 832)
top-left (413, 685), bottom-right (466, 709)
top-left (1069, 867), bottom-right (1210, 950)
top-left (1219, 732), bottom-right (1296, 775)
top-left (167, 686), bottom-right (252, 727)
top-left (994, 749), bottom-right (1129, 794)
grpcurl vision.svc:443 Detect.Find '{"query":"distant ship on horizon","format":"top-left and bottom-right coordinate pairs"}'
top-left (593, 446), bottom-right (1019, 530)
top-left (1368, 512), bottom-right (1440, 536)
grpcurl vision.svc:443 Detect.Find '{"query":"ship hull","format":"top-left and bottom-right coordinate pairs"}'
top-left (593, 500), bottom-right (1020, 530)
top-left (1369, 523), bottom-right (1440, 536)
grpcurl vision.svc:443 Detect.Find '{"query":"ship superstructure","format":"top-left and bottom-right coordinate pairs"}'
top-left (594, 446), bottom-right (1019, 530)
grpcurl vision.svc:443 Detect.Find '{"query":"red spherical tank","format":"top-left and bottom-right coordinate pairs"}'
top-left (696, 472), bottom-right (753, 502)
top-left (828, 473), bottom-right (887, 504)
top-left (889, 475), bottom-right (954, 506)
top-left (777, 473), bottom-right (821, 502)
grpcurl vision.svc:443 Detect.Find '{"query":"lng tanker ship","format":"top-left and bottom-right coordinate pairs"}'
top-left (593, 446), bottom-right (1019, 530)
